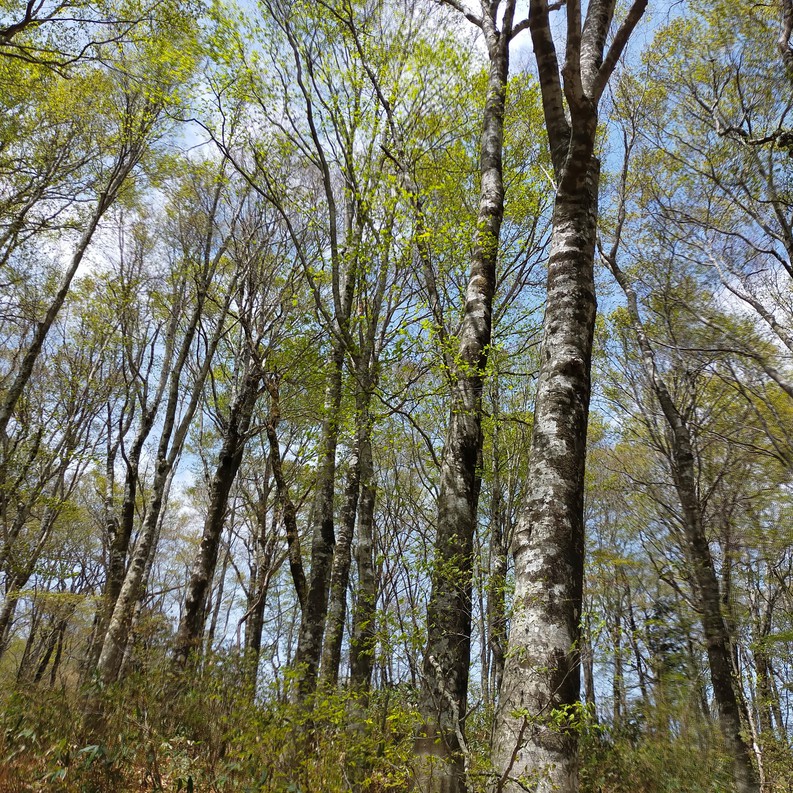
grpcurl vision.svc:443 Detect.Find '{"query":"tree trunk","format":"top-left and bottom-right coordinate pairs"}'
top-left (243, 487), bottom-right (278, 696)
top-left (320, 447), bottom-right (360, 688)
top-left (348, 393), bottom-right (377, 697)
top-left (205, 540), bottom-right (231, 657)
top-left (86, 283), bottom-right (182, 674)
top-left (487, 376), bottom-right (508, 708)
top-left (672, 422), bottom-right (759, 793)
top-left (581, 612), bottom-right (597, 718)
top-left (292, 338), bottom-right (345, 701)
top-left (264, 377), bottom-right (307, 612)
top-left (88, 285), bottom-right (228, 703)
top-left (493, 164), bottom-right (599, 793)
top-left (606, 252), bottom-right (760, 793)
top-left (611, 602), bottom-right (624, 723)
top-left (625, 582), bottom-right (649, 705)
top-left (172, 367), bottom-right (261, 668)
top-left (491, 1), bottom-right (647, 785)
top-left (415, 10), bottom-right (512, 790)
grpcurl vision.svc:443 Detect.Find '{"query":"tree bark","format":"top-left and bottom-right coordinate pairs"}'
top-left (292, 338), bottom-right (345, 701)
top-left (493, 165), bottom-right (599, 793)
top-left (492, 2), bottom-right (646, 789)
top-left (415, 6), bottom-right (513, 790)
top-left (487, 376), bottom-right (508, 708)
top-left (348, 391), bottom-right (377, 697)
top-left (172, 366), bottom-right (261, 668)
top-left (319, 447), bottom-right (360, 688)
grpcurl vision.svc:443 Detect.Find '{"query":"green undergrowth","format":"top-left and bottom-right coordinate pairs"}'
top-left (0, 658), bottom-right (419, 792)
top-left (1, 662), bottom-right (787, 792)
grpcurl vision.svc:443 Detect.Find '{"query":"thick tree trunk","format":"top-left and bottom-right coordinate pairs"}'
top-left (415, 12), bottom-right (511, 791)
top-left (320, 447), bottom-right (360, 688)
top-left (493, 164), bottom-right (599, 793)
top-left (172, 367), bottom-right (261, 668)
top-left (491, 1), bottom-right (647, 784)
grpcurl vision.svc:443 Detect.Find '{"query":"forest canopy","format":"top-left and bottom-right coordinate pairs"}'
top-left (1, 0), bottom-right (792, 791)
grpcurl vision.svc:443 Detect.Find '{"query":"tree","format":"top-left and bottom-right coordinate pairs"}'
top-left (493, 2), bottom-right (647, 791)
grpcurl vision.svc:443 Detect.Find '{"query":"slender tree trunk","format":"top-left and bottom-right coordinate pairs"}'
top-left (88, 287), bottom-right (228, 703)
top-left (753, 600), bottom-right (781, 741)
top-left (766, 659), bottom-right (786, 740)
top-left (0, 506), bottom-right (60, 662)
top-left (675, 437), bottom-right (759, 793)
top-left (49, 617), bottom-right (67, 687)
top-left (611, 604), bottom-right (624, 723)
top-left (264, 377), bottom-right (307, 611)
top-left (172, 367), bottom-right (261, 668)
top-left (415, 11), bottom-right (512, 790)
top-left (348, 389), bottom-right (377, 697)
top-left (0, 154), bottom-right (139, 441)
top-left (625, 583), bottom-right (649, 705)
top-left (0, 582), bottom-right (21, 658)
top-left (581, 612), bottom-right (597, 718)
top-left (87, 293), bottom-right (181, 673)
top-left (205, 540), bottom-right (231, 657)
top-left (244, 492), bottom-right (278, 696)
top-left (16, 603), bottom-right (42, 682)
top-left (320, 447), bottom-right (360, 687)
top-left (292, 338), bottom-right (345, 701)
top-left (33, 613), bottom-right (71, 685)
top-left (487, 376), bottom-right (508, 708)
top-left (606, 255), bottom-right (760, 793)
